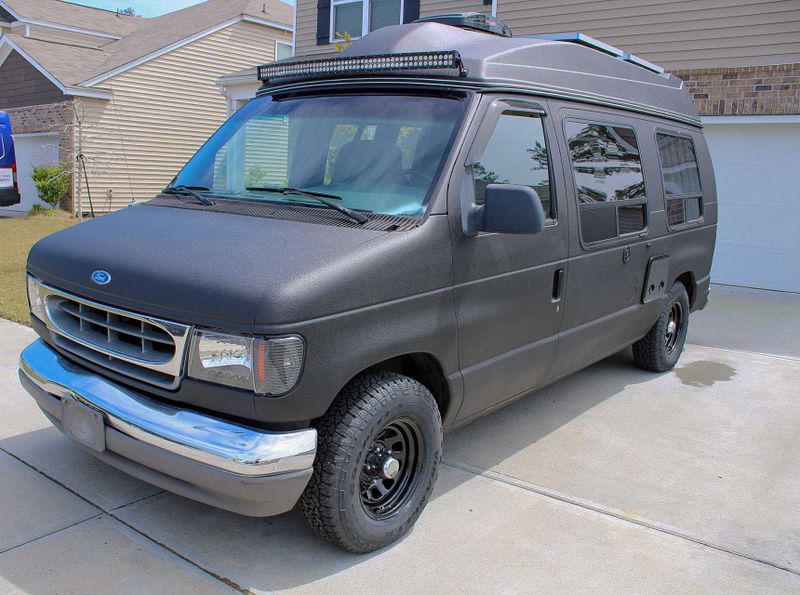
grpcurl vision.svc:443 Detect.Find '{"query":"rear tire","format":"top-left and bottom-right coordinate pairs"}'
top-left (300, 372), bottom-right (442, 553)
top-left (633, 282), bottom-right (690, 372)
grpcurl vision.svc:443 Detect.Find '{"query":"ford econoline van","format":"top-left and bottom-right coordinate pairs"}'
top-left (19, 15), bottom-right (716, 553)
top-left (0, 111), bottom-right (20, 207)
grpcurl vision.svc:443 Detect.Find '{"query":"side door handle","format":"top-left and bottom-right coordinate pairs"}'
top-left (551, 268), bottom-right (565, 303)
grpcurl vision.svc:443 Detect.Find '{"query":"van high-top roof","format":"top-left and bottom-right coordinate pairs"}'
top-left (259, 19), bottom-right (699, 127)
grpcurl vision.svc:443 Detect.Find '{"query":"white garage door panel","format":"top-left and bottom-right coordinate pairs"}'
top-left (0, 133), bottom-right (59, 217)
top-left (705, 123), bottom-right (800, 293)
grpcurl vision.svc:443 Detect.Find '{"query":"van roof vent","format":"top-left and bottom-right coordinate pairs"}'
top-left (414, 13), bottom-right (512, 37)
top-left (525, 32), bottom-right (667, 75)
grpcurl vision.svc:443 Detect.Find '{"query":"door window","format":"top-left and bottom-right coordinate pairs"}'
top-left (473, 111), bottom-right (553, 217)
top-left (565, 121), bottom-right (647, 243)
top-left (656, 133), bottom-right (702, 227)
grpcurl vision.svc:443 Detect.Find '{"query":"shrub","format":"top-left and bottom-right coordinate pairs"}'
top-left (31, 164), bottom-right (70, 210)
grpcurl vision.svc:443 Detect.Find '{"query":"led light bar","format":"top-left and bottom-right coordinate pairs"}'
top-left (258, 50), bottom-right (465, 82)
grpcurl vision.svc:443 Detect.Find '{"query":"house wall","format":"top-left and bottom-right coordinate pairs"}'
top-left (296, 0), bottom-right (800, 67)
top-left (0, 50), bottom-right (65, 109)
top-left (295, 0), bottom-right (487, 57)
top-left (419, 1), bottom-right (487, 18)
top-left (295, 0), bottom-right (333, 57)
top-left (495, 0), bottom-right (800, 70)
top-left (76, 20), bottom-right (292, 212)
top-left (673, 64), bottom-right (800, 116)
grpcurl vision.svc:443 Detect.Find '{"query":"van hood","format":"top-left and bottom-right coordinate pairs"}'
top-left (27, 203), bottom-right (390, 331)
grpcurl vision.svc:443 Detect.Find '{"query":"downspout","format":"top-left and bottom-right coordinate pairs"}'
top-left (491, 0), bottom-right (497, 17)
top-left (291, 1), bottom-right (297, 56)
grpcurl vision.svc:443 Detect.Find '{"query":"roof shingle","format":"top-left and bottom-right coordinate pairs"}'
top-left (1, 0), bottom-right (292, 88)
top-left (2, 0), bottom-right (142, 36)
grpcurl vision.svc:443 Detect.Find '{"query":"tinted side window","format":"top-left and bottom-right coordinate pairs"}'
top-left (656, 133), bottom-right (702, 226)
top-left (473, 112), bottom-right (552, 217)
top-left (566, 121), bottom-right (647, 243)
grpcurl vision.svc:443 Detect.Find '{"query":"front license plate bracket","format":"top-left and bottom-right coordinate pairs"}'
top-left (62, 398), bottom-right (106, 452)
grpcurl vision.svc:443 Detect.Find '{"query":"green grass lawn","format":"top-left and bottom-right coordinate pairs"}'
top-left (0, 215), bottom-right (76, 324)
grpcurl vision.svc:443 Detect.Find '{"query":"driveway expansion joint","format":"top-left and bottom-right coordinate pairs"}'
top-left (685, 341), bottom-right (800, 364)
top-left (0, 444), bottom-right (247, 593)
top-left (442, 459), bottom-right (800, 578)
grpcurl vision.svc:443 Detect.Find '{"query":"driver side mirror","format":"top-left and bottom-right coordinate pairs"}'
top-left (477, 184), bottom-right (546, 234)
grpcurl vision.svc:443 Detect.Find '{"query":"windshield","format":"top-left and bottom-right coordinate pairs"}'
top-left (171, 93), bottom-right (466, 217)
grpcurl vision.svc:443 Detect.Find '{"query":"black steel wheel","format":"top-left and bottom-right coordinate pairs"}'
top-left (664, 301), bottom-right (684, 354)
top-left (633, 282), bottom-right (690, 372)
top-left (300, 372), bottom-right (442, 553)
top-left (360, 419), bottom-right (424, 519)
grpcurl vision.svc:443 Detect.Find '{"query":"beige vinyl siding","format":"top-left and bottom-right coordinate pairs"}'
top-left (496, 0), bottom-right (800, 69)
top-left (296, 0), bottom-right (333, 56)
top-left (419, 1), bottom-right (488, 18)
top-left (295, 0), bottom-right (480, 57)
top-left (75, 20), bottom-right (291, 212)
top-left (24, 24), bottom-right (114, 48)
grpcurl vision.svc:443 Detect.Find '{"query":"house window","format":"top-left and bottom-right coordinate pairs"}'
top-left (275, 41), bottom-right (292, 61)
top-left (566, 121), bottom-right (647, 243)
top-left (473, 111), bottom-right (552, 217)
top-left (331, 0), bottom-right (402, 42)
top-left (656, 133), bottom-right (702, 227)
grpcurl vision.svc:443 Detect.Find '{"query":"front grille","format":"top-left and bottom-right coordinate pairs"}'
top-left (50, 298), bottom-right (175, 363)
top-left (36, 282), bottom-right (191, 389)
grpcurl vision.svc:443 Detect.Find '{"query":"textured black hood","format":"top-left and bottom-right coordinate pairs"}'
top-left (27, 203), bottom-right (388, 331)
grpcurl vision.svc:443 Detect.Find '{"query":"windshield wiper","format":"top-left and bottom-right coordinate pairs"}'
top-left (246, 186), bottom-right (369, 225)
top-left (162, 185), bottom-right (215, 206)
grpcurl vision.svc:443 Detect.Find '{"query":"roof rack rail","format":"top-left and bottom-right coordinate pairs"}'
top-left (524, 32), bottom-right (666, 75)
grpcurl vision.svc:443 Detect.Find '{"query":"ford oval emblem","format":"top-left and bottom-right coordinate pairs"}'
top-left (91, 270), bottom-right (111, 285)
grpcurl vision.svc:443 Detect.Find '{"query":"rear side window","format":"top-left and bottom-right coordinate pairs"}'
top-left (656, 133), bottom-right (702, 226)
top-left (565, 121), bottom-right (647, 243)
top-left (473, 111), bottom-right (553, 217)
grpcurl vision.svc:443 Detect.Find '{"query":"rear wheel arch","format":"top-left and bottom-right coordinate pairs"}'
top-left (673, 271), bottom-right (696, 307)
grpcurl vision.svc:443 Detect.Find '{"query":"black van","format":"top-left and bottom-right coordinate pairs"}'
top-left (19, 15), bottom-right (716, 553)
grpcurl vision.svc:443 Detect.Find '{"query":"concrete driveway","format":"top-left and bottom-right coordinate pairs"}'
top-left (0, 284), bottom-right (798, 594)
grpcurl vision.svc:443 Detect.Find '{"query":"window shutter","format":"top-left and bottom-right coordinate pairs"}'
top-left (317, 0), bottom-right (332, 45)
top-left (403, 0), bottom-right (420, 23)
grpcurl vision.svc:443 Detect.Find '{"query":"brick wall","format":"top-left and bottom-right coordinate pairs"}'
top-left (0, 51), bottom-right (66, 109)
top-left (672, 64), bottom-right (800, 116)
top-left (5, 100), bottom-right (76, 211)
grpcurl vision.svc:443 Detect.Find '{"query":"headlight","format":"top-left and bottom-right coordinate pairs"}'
top-left (188, 330), bottom-right (304, 396)
top-left (27, 275), bottom-right (45, 321)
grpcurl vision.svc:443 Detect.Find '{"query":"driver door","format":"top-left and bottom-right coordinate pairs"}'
top-left (450, 96), bottom-right (569, 422)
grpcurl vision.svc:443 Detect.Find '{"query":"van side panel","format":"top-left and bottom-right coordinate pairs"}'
top-left (548, 101), bottom-right (715, 380)
top-left (250, 214), bottom-right (465, 427)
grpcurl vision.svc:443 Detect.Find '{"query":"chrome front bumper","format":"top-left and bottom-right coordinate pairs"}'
top-left (19, 339), bottom-right (317, 516)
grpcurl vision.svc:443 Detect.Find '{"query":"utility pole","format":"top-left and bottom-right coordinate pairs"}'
top-left (74, 114), bottom-right (83, 222)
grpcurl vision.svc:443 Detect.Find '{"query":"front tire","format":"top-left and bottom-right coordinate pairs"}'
top-left (633, 282), bottom-right (690, 372)
top-left (300, 372), bottom-right (442, 553)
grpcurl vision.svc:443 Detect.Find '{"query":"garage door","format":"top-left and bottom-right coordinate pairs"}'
top-left (704, 122), bottom-right (800, 293)
top-left (0, 133), bottom-right (59, 216)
